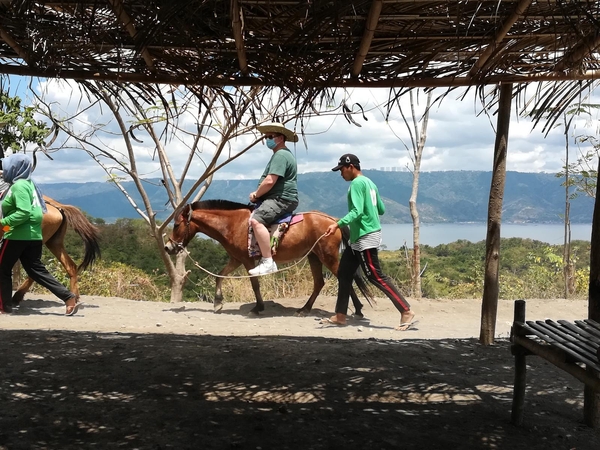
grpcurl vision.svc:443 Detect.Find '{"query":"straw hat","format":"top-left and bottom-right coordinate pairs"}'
top-left (256, 122), bottom-right (299, 143)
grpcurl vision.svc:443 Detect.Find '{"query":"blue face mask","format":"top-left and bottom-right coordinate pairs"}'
top-left (266, 138), bottom-right (277, 149)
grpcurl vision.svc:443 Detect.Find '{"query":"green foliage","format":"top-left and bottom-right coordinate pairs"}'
top-left (378, 238), bottom-right (590, 300)
top-left (0, 91), bottom-right (50, 152)
top-left (30, 212), bottom-right (592, 302)
top-left (29, 260), bottom-right (171, 301)
top-left (90, 218), bottom-right (229, 301)
top-left (557, 141), bottom-right (598, 199)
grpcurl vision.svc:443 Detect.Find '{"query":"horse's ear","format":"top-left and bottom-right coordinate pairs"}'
top-left (177, 204), bottom-right (189, 223)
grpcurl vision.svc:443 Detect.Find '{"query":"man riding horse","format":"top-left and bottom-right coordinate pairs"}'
top-left (247, 122), bottom-right (299, 276)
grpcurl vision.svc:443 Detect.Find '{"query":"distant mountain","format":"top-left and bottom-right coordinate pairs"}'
top-left (39, 170), bottom-right (595, 224)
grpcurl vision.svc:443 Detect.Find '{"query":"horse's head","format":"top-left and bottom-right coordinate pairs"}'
top-left (165, 204), bottom-right (195, 255)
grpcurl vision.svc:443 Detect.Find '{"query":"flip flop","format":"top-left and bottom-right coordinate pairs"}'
top-left (395, 320), bottom-right (419, 331)
top-left (319, 317), bottom-right (347, 326)
top-left (65, 301), bottom-right (82, 316)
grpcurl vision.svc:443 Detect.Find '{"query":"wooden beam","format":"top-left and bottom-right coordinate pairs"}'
top-left (231, 0), bottom-right (249, 76)
top-left (555, 31), bottom-right (600, 73)
top-left (0, 25), bottom-right (31, 65)
top-left (513, 335), bottom-right (600, 392)
top-left (106, 0), bottom-right (155, 69)
top-left (351, 0), bottom-right (382, 78)
top-left (0, 63), bottom-right (598, 88)
top-left (468, 0), bottom-right (533, 79)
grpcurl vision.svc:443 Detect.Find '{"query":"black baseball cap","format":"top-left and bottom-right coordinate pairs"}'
top-left (331, 153), bottom-right (360, 171)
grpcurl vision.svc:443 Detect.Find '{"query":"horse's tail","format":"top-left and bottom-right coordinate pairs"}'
top-left (340, 226), bottom-right (375, 307)
top-left (56, 204), bottom-right (101, 272)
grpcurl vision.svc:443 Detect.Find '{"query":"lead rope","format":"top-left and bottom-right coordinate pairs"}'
top-left (182, 232), bottom-right (329, 279)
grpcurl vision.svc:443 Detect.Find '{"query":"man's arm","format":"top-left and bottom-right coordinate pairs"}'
top-left (250, 174), bottom-right (279, 202)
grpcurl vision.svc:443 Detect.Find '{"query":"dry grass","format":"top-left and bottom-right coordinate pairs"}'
top-left (220, 264), bottom-right (338, 303)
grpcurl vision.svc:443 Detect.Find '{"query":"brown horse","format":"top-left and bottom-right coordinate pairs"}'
top-left (164, 200), bottom-right (373, 316)
top-left (10, 196), bottom-right (101, 305)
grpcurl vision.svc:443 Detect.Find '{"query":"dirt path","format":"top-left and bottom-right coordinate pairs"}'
top-left (1, 294), bottom-right (598, 449)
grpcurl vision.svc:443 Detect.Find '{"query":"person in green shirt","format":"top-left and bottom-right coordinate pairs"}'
top-left (248, 122), bottom-right (299, 276)
top-left (0, 153), bottom-right (79, 315)
top-left (324, 153), bottom-right (416, 330)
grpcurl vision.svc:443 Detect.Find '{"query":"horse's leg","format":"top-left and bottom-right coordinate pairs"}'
top-left (349, 288), bottom-right (364, 318)
top-left (247, 275), bottom-right (264, 316)
top-left (241, 260), bottom-right (265, 316)
top-left (296, 253), bottom-right (325, 316)
top-left (44, 236), bottom-right (80, 297)
top-left (215, 258), bottom-right (242, 313)
top-left (12, 276), bottom-right (34, 306)
top-left (215, 258), bottom-right (265, 316)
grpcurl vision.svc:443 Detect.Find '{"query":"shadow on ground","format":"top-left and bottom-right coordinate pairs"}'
top-left (1, 331), bottom-right (597, 450)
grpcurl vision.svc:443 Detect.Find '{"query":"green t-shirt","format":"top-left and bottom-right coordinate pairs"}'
top-left (258, 148), bottom-right (298, 202)
top-left (337, 175), bottom-right (386, 243)
top-left (1, 179), bottom-right (44, 240)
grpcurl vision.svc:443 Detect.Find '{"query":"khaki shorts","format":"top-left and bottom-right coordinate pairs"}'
top-left (251, 198), bottom-right (298, 226)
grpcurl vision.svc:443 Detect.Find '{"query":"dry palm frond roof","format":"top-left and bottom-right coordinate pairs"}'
top-left (0, 0), bottom-right (598, 89)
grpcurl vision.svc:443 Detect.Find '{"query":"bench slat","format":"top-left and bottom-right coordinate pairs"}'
top-left (560, 320), bottom-right (600, 345)
top-left (539, 321), bottom-right (599, 364)
top-left (546, 321), bottom-right (599, 353)
top-left (575, 319), bottom-right (600, 338)
top-left (522, 321), bottom-right (600, 372)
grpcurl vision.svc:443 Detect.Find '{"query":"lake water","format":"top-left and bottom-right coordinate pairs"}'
top-left (380, 223), bottom-right (593, 249)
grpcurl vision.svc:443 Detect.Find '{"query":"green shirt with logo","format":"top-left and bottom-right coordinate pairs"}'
top-left (1, 179), bottom-right (44, 240)
top-left (258, 148), bottom-right (298, 202)
top-left (337, 175), bottom-right (385, 243)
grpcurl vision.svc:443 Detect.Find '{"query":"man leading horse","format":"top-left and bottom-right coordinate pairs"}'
top-left (248, 122), bottom-right (299, 276)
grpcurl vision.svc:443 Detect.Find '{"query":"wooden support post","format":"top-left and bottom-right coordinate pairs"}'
top-left (511, 300), bottom-right (527, 425)
top-left (586, 158), bottom-right (600, 427)
top-left (480, 83), bottom-right (512, 345)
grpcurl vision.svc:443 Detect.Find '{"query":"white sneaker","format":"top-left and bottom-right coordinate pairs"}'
top-left (249, 258), bottom-right (278, 276)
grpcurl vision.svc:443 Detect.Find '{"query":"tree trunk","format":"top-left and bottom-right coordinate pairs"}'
top-left (563, 122), bottom-right (572, 298)
top-left (480, 83), bottom-right (512, 346)
top-left (406, 89), bottom-right (431, 299)
top-left (409, 177), bottom-right (421, 298)
top-left (169, 252), bottom-right (188, 303)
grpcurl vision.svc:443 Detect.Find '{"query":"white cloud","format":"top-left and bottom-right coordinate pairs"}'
top-left (7, 77), bottom-right (600, 184)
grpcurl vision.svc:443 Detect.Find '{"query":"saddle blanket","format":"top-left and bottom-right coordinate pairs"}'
top-left (248, 214), bottom-right (304, 258)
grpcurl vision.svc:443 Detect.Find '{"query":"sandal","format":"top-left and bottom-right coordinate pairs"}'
top-left (395, 320), bottom-right (419, 331)
top-left (65, 297), bottom-right (81, 316)
top-left (319, 317), bottom-right (347, 326)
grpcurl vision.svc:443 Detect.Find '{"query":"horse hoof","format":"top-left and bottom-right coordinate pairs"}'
top-left (295, 309), bottom-right (308, 317)
top-left (248, 310), bottom-right (260, 317)
top-left (214, 303), bottom-right (223, 314)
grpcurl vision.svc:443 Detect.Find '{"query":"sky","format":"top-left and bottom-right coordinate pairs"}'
top-left (6, 76), bottom-right (600, 185)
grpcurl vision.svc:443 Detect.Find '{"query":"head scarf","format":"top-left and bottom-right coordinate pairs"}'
top-left (1, 153), bottom-right (47, 213)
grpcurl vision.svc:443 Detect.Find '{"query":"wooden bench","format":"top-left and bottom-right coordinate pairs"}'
top-left (510, 299), bottom-right (600, 427)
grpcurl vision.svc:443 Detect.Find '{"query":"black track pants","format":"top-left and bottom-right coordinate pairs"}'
top-left (335, 245), bottom-right (411, 316)
top-left (0, 239), bottom-right (74, 312)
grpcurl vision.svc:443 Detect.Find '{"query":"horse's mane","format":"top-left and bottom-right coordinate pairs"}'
top-left (190, 199), bottom-right (253, 211)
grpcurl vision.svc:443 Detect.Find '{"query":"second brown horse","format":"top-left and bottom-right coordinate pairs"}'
top-left (10, 196), bottom-right (101, 306)
top-left (165, 200), bottom-right (373, 316)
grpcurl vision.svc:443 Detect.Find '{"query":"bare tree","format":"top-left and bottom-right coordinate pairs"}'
top-left (387, 89), bottom-right (433, 298)
top-left (34, 81), bottom-right (320, 302)
top-left (562, 112), bottom-right (575, 298)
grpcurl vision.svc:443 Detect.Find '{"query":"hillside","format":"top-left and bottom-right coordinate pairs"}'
top-left (40, 170), bottom-right (595, 224)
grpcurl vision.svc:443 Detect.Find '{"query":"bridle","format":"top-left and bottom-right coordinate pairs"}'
top-left (168, 205), bottom-right (193, 252)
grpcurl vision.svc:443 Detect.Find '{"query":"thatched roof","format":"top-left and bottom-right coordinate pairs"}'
top-left (0, 0), bottom-right (598, 89)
